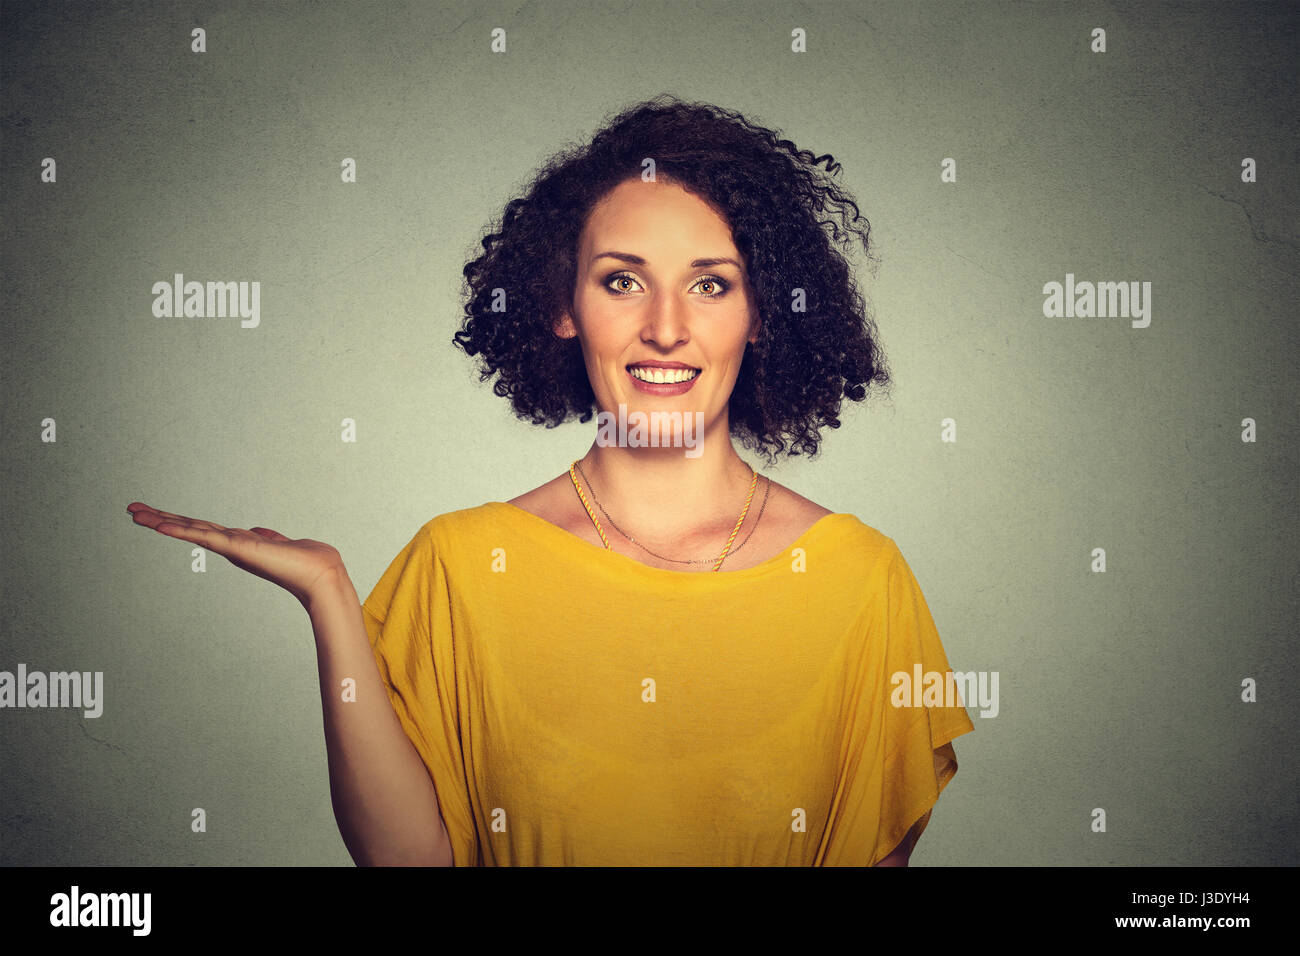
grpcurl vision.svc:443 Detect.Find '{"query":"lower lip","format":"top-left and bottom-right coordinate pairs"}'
top-left (627, 368), bottom-right (701, 395)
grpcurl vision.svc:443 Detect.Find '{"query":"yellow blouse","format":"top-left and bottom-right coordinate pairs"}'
top-left (361, 501), bottom-right (975, 866)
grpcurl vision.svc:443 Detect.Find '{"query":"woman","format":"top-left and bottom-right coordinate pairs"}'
top-left (128, 95), bottom-right (974, 866)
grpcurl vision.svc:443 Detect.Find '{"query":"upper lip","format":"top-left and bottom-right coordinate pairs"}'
top-left (627, 361), bottom-right (700, 370)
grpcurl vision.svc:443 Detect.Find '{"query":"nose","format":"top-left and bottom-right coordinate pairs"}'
top-left (639, 293), bottom-right (689, 350)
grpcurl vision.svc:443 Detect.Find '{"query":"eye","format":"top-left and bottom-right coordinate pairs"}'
top-left (604, 272), bottom-right (731, 298)
top-left (606, 272), bottom-right (643, 295)
top-left (693, 276), bottom-right (730, 298)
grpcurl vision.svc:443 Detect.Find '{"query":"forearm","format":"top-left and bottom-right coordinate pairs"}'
top-left (308, 569), bottom-right (453, 866)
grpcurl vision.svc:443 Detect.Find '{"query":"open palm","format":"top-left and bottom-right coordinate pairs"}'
top-left (127, 502), bottom-right (345, 610)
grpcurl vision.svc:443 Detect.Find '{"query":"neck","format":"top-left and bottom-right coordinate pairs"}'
top-left (577, 425), bottom-right (756, 539)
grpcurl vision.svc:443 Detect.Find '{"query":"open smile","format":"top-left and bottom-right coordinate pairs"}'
top-left (626, 362), bottom-right (701, 394)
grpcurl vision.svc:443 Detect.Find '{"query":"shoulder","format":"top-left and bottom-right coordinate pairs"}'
top-left (764, 479), bottom-right (881, 545)
top-left (419, 477), bottom-right (586, 549)
top-left (506, 472), bottom-right (569, 510)
top-left (418, 501), bottom-right (521, 548)
top-left (764, 479), bottom-right (833, 528)
top-left (504, 471), bottom-right (587, 533)
top-left (764, 479), bottom-right (897, 567)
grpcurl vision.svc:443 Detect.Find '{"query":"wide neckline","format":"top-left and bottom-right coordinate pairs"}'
top-left (488, 501), bottom-right (854, 579)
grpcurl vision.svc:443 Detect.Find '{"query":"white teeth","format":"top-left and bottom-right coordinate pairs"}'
top-left (630, 366), bottom-right (699, 384)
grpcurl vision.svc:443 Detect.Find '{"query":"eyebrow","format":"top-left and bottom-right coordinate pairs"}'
top-left (591, 251), bottom-right (743, 270)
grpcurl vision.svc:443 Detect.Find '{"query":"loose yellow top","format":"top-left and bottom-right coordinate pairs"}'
top-left (361, 501), bottom-right (975, 866)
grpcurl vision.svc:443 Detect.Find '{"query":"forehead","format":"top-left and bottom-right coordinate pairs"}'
top-left (580, 178), bottom-right (737, 250)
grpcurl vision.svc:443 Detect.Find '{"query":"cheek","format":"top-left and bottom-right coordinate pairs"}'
top-left (586, 329), bottom-right (623, 364)
top-left (705, 321), bottom-right (753, 362)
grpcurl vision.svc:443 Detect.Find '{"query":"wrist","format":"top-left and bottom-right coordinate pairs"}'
top-left (304, 564), bottom-right (358, 618)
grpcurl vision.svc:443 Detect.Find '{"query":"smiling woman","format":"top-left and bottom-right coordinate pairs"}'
top-left (453, 96), bottom-right (889, 467)
top-left (368, 94), bottom-right (971, 865)
top-left (131, 94), bottom-right (975, 870)
top-left (553, 178), bottom-right (759, 459)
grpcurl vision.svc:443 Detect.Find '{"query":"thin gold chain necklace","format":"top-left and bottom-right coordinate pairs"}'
top-left (576, 458), bottom-right (770, 565)
top-left (568, 459), bottom-right (759, 571)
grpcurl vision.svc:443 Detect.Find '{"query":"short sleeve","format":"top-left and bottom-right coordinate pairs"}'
top-left (823, 542), bottom-right (976, 866)
top-left (360, 522), bottom-right (479, 866)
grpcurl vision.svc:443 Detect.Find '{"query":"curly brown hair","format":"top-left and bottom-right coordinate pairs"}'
top-left (452, 93), bottom-right (892, 464)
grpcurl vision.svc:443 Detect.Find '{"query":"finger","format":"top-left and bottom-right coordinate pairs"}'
top-left (130, 505), bottom-right (227, 533)
top-left (147, 506), bottom-right (222, 528)
top-left (153, 522), bottom-right (251, 554)
top-left (128, 502), bottom-right (189, 518)
top-left (132, 510), bottom-right (207, 534)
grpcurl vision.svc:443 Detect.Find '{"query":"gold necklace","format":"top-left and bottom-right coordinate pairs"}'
top-left (568, 459), bottom-right (759, 571)
top-left (577, 459), bottom-right (770, 565)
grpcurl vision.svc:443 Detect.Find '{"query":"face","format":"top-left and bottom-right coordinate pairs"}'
top-left (554, 176), bottom-right (760, 447)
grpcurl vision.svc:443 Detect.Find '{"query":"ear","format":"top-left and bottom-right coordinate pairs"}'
top-left (553, 309), bottom-right (577, 339)
top-left (747, 309), bottom-right (762, 344)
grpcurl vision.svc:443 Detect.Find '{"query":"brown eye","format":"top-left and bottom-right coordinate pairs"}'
top-left (606, 272), bottom-right (642, 295)
top-left (693, 276), bottom-right (730, 298)
top-left (604, 272), bottom-right (730, 297)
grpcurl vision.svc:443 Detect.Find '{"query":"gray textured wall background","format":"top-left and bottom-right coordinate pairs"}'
top-left (1, 0), bottom-right (1296, 865)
